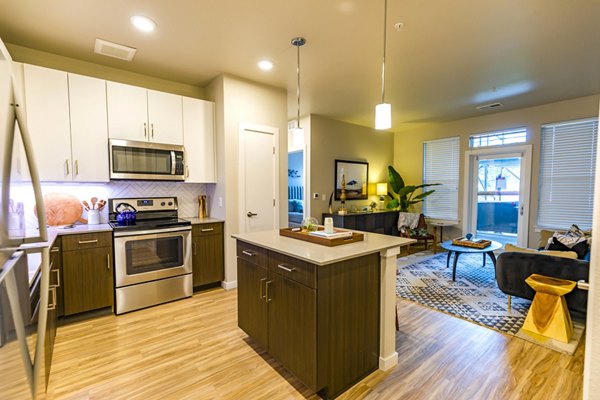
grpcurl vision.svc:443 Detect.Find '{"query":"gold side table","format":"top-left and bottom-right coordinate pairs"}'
top-left (522, 274), bottom-right (576, 343)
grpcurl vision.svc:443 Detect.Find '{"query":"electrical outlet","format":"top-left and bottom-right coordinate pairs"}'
top-left (321, 194), bottom-right (326, 201)
top-left (313, 193), bottom-right (319, 199)
top-left (218, 197), bottom-right (223, 207)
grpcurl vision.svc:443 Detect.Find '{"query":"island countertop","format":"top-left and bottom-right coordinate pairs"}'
top-left (232, 229), bottom-right (415, 266)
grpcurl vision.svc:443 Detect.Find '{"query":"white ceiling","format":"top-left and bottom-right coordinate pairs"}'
top-left (0, 0), bottom-right (599, 129)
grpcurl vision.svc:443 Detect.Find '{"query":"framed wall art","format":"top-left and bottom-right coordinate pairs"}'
top-left (334, 160), bottom-right (369, 200)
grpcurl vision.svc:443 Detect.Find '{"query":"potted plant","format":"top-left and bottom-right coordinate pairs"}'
top-left (385, 165), bottom-right (439, 212)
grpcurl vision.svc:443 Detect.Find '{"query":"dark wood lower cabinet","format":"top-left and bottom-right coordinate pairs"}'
top-left (236, 241), bottom-right (380, 398)
top-left (45, 237), bottom-right (61, 386)
top-left (63, 245), bottom-right (113, 316)
top-left (192, 223), bottom-right (225, 287)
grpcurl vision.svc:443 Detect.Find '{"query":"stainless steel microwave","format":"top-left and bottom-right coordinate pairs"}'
top-left (109, 139), bottom-right (186, 181)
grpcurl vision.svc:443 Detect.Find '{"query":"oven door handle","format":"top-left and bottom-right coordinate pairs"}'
top-left (113, 225), bottom-right (192, 237)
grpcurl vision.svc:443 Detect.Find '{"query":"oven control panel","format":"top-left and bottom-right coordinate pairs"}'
top-left (109, 197), bottom-right (178, 213)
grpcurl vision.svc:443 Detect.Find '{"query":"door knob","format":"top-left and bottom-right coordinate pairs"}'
top-left (247, 212), bottom-right (258, 217)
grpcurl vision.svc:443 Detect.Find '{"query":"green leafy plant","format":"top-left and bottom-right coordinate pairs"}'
top-left (386, 165), bottom-right (440, 212)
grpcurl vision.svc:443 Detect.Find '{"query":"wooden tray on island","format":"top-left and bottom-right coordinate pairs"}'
top-left (451, 237), bottom-right (492, 249)
top-left (279, 227), bottom-right (364, 247)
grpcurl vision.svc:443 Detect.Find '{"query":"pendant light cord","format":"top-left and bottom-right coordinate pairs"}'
top-left (380, 0), bottom-right (387, 104)
top-left (297, 41), bottom-right (301, 129)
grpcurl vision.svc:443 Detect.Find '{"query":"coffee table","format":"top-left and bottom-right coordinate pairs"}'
top-left (440, 240), bottom-right (503, 281)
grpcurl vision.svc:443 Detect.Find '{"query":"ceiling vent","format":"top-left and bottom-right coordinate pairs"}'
top-left (94, 38), bottom-right (137, 61)
top-left (476, 102), bottom-right (504, 111)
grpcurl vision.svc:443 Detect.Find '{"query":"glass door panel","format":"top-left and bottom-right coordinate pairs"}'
top-left (476, 157), bottom-right (521, 246)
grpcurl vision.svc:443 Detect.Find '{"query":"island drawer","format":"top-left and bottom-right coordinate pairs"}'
top-left (62, 232), bottom-right (112, 251)
top-left (237, 242), bottom-right (268, 267)
top-left (268, 252), bottom-right (316, 288)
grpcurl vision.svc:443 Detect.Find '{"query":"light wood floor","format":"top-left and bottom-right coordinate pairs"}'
top-left (47, 288), bottom-right (584, 400)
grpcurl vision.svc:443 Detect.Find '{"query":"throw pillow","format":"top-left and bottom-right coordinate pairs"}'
top-left (547, 237), bottom-right (589, 259)
top-left (288, 200), bottom-right (296, 212)
top-left (295, 200), bottom-right (304, 213)
top-left (505, 243), bottom-right (578, 259)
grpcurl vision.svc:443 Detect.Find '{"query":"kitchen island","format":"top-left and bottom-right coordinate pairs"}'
top-left (232, 229), bottom-right (414, 398)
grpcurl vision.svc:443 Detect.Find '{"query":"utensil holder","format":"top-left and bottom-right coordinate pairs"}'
top-left (88, 210), bottom-right (100, 225)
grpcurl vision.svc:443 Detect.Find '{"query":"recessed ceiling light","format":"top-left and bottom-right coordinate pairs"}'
top-left (258, 60), bottom-right (274, 71)
top-left (131, 15), bottom-right (157, 32)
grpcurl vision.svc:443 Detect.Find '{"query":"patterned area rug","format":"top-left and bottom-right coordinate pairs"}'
top-left (396, 252), bottom-right (531, 335)
top-left (396, 252), bottom-right (585, 354)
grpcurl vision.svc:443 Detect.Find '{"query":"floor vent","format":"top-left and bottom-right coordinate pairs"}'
top-left (476, 102), bottom-right (504, 111)
top-left (94, 38), bottom-right (137, 61)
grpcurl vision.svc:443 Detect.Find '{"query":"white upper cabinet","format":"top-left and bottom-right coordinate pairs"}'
top-left (147, 90), bottom-right (183, 145)
top-left (23, 64), bottom-right (72, 181)
top-left (183, 97), bottom-right (216, 183)
top-left (107, 81), bottom-right (183, 145)
top-left (68, 73), bottom-right (109, 182)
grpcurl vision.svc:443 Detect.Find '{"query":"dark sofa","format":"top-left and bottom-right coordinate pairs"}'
top-left (495, 251), bottom-right (589, 314)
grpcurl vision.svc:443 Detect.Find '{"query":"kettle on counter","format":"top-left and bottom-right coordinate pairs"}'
top-left (115, 202), bottom-right (137, 226)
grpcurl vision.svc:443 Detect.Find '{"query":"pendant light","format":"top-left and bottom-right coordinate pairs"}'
top-left (375, 0), bottom-right (391, 130)
top-left (291, 37), bottom-right (306, 135)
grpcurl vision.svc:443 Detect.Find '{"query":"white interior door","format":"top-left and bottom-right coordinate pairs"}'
top-left (239, 124), bottom-right (278, 233)
top-left (463, 144), bottom-right (532, 247)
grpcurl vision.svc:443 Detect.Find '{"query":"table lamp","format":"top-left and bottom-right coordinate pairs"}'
top-left (377, 183), bottom-right (387, 210)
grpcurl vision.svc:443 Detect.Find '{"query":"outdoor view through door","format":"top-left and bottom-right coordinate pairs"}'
top-left (476, 157), bottom-right (521, 246)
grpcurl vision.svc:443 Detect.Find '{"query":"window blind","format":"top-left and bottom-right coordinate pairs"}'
top-left (422, 137), bottom-right (460, 221)
top-left (537, 117), bottom-right (599, 230)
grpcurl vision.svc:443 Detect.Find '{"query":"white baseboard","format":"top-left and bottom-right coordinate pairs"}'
top-left (379, 352), bottom-right (399, 371)
top-left (221, 280), bottom-right (238, 290)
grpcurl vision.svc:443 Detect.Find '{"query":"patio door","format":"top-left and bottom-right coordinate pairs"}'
top-left (463, 145), bottom-right (532, 247)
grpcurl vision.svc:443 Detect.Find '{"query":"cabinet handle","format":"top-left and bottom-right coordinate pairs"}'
top-left (78, 239), bottom-right (98, 245)
top-left (48, 287), bottom-right (57, 311)
top-left (193, 242), bottom-right (197, 256)
top-left (74, 160), bottom-right (79, 176)
top-left (265, 280), bottom-right (272, 303)
top-left (151, 123), bottom-right (154, 138)
top-left (242, 250), bottom-right (255, 257)
top-left (107, 253), bottom-right (111, 270)
top-left (259, 278), bottom-right (266, 300)
top-left (50, 247), bottom-right (60, 253)
top-left (65, 159), bottom-right (70, 175)
top-left (277, 264), bottom-right (296, 273)
top-left (186, 165), bottom-right (189, 178)
top-left (201, 228), bottom-right (214, 233)
top-left (51, 268), bottom-right (61, 288)
top-left (144, 122), bottom-right (147, 138)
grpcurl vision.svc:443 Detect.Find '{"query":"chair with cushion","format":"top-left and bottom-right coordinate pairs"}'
top-left (398, 212), bottom-right (435, 253)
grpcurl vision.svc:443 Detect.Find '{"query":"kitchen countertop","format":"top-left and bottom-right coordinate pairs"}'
top-left (19, 223), bottom-right (112, 285)
top-left (184, 217), bottom-right (224, 225)
top-left (232, 229), bottom-right (414, 266)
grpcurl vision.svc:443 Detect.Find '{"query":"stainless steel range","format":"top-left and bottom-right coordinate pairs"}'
top-left (108, 197), bottom-right (192, 315)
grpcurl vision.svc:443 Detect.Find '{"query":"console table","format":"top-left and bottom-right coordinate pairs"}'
top-left (322, 210), bottom-right (399, 236)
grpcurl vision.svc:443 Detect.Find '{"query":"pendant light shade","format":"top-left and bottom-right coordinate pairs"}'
top-left (375, 0), bottom-right (391, 130)
top-left (375, 103), bottom-right (391, 130)
top-left (291, 37), bottom-right (306, 134)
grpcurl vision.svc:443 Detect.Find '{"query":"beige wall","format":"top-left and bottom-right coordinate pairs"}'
top-left (6, 43), bottom-right (204, 98)
top-left (309, 114), bottom-right (394, 222)
top-left (208, 74), bottom-right (287, 287)
top-left (393, 94), bottom-right (600, 247)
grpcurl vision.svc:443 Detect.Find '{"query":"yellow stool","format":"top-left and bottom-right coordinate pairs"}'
top-left (522, 274), bottom-right (576, 343)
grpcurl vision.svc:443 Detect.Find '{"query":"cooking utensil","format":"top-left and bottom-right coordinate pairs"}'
top-left (82, 200), bottom-right (90, 211)
top-left (97, 199), bottom-right (106, 211)
top-left (91, 197), bottom-right (98, 209)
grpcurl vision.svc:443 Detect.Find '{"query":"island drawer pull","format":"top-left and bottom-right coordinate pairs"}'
top-left (50, 247), bottom-right (60, 253)
top-left (277, 264), bottom-right (296, 272)
top-left (78, 239), bottom-right (98, 245)
top-left (201, 228), bottom-right (214, 232)
top-left (51, 268), bottom-right (61, 288)
top-left (242, 250), bottom-right (256, 257)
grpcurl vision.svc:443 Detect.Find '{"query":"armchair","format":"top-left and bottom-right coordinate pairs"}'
top-left (398, 213), bottom-right (434, 253)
